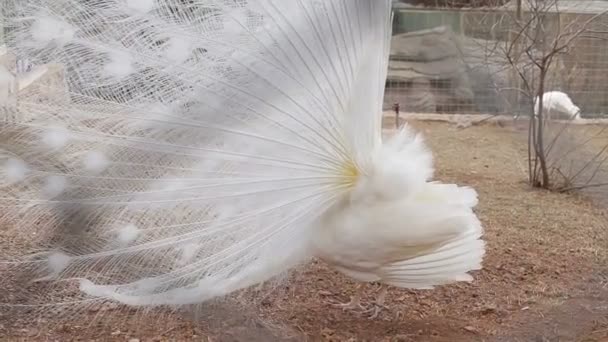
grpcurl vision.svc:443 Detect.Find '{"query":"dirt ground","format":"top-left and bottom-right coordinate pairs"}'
top-left (2, 119), bottom-right (608, 341)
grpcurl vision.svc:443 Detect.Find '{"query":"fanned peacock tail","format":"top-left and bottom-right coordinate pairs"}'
top-left (0, 0), bottom-right (393, 316)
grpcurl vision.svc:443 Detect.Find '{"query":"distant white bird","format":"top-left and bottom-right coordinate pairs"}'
top-left (0, 0), bottom-right (485, 320)
top-left (534, 91), bottom-right (582, 121)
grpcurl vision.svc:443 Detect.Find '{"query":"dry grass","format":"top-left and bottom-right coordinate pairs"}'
top-left (2, 120), bottom-right (608, 341)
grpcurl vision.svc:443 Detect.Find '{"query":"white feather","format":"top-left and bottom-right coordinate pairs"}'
top-left (3, 157), bottom-right (29, 184)
top-left (82, 151), bottom-right (110, 174)
top-left (46, 252), bottom-right (72, 277)
top-left (42, 175), bottom-right (68, 198)
top-left (30, 16), bottom-right (75, 46)
top-left (117, 224), bottom-right (140, 245)
top-left (0, 0), bottom-right (484, 316)
top-left (165, 36), bottom-right (192, 64)
top-left (41, 126), bottom-right (70, 150)
top-left (104, 50), bottom-right (135, 79)
top-left (313, 126), bottom-right (484, 289)
top-left (126, 0), bottom-right (156, 13)
top-left (178, 243), bottom-right (200, 266)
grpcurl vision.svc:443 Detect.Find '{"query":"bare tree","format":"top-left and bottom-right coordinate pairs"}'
top-left (497, 0), bottom-right (608, 190)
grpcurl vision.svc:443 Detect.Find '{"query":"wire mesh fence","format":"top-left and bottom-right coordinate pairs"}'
top-left (385, 0), bottom-right (608, 119)
top-left (2, 1), bottom-right (608, 119)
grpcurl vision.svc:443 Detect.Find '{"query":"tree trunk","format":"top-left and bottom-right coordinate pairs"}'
top-left (535, 68), bottom-right (550, 188)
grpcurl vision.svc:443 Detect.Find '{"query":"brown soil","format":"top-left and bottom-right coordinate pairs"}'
top-left (2, 119), bottom-right (608, 342)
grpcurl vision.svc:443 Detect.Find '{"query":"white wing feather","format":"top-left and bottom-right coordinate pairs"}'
top-left (312, 127), bottom-right (485, 290)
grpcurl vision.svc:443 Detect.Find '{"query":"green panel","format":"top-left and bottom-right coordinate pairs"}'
top-left (393, 10), bottom-right (462, 34)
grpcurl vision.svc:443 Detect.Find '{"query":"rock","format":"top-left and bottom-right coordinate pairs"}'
top-left (321, 327), bottom-right (335, 338)
top-left (480, 304), bottom-right (497, 315)
top-left (456, 120), bottom-right (472, 129)
top-left (20, 328), bottom-right (38, 337)
top-left (463, 326), bottom-right (478, 333)
top-left (392, 334), bottom-right (413, 342)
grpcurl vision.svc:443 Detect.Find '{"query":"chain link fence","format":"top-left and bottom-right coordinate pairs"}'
top-left (385, 1), bottom-right (608, 119)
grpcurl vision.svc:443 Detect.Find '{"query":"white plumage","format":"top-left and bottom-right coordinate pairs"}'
top-left (0, 0), bottom-right (485, 318)
top-left (3, 157), bottom-right (29, 184)
top-left (534, 91), bottom-right (582, 120)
